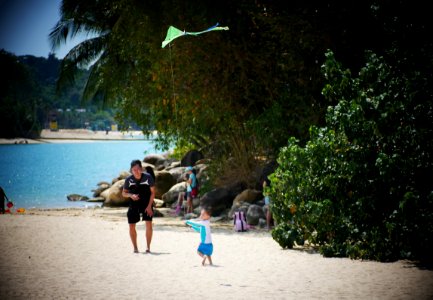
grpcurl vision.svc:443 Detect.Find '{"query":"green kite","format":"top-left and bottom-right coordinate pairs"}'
top-left (162, 23), bottom-right (229, 48)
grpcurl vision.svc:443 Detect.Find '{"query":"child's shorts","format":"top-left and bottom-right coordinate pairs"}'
top-left (198, 243), bottom-right (213, 256)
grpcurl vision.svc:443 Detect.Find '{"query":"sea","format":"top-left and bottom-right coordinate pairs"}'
top-left (0, 141), bottom-right (162, 209)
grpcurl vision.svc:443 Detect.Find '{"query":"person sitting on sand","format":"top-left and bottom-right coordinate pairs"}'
top-left (262, 178), bottom-right (273, 230)
top-left (186, 208), bottom-right (213, 266)
top-left (122, 160), bottom-right (155, 253)
top-left (1, 186), bottom-right (9, 214)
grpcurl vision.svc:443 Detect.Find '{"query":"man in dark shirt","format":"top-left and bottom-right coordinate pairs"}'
top-left (122, 160), bottom-right (155, 253)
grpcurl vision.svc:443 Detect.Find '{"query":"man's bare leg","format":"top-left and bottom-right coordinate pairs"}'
top-left (145, 221), bottom-right (153, 252)
top-left (129, 224), bottom-right (138, 253)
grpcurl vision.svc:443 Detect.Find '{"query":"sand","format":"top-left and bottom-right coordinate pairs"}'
top-left (0, 129), bottom-right (152, 144)
top-left (0, 208), bottom-right (432, 299)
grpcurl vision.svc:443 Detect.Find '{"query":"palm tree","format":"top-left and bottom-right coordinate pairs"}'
top-left (49, 0), bottom-right (122, 103)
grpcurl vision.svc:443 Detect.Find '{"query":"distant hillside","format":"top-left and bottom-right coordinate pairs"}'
top-left (0, 50), bottom-right (116, 138)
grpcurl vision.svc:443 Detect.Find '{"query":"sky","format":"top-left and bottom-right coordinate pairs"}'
top-left (0, 0), bottom-right (92, 59)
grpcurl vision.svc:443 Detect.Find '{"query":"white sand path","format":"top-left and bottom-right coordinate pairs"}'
top-left (1, 213), bottom-right (432, 299)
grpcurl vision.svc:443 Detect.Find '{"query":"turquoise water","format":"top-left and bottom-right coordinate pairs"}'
top-left (0, 141), bottom-right (161, 209)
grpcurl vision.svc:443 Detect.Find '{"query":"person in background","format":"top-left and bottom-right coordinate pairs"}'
top-left (122, 160), bottom-right (155, 253)
top-left (175, 166), bottom-right (197, 215)
top-left (263, 178), bottom-right (273, 230)
top-left (0, 186), bottom-right (9, 214)
top-left (185, 166), bottom-right (197, 214)
top-left (145, 166), bottom-right (156, 181)
top-left (186, 208), bottom-right (213, 266)
top-left (175, 173), bottom-right (189, 215)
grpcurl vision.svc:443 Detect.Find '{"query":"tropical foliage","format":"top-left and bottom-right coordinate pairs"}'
top-left (50, 0), bottom-right (433, 260)
top-left (0, 50), bottom-right (42, 138)
top-left (50, 0), bottom-right (387, 185)
top-left (0, 50), bottom-right (115, 136)
top-left (270, 50), bottom-right (433, 261)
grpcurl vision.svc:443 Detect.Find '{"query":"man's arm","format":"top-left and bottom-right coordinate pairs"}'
top-left (122, 188), bottom-right (139, 201)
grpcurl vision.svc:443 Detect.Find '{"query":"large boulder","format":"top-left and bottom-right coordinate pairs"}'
top-left (112, 170), bottom-right (131, 184)
top-left (154, 199), bottom-right (164, 208)
top-left (246, 204), bottom-right (266, 225)
top-left (101, 179), bottom-right (129, 207)
top-left (154, 171), bottom-right (177, 199)
top-left (228, 202), bottom-right (251, 220)
top-left (67, 194), bottom-right (89, 201)
top-left (92, 182), bottom-right (111, 197)
top-left (226, 181), bottom-right (247, 199)
top-left (200, 187), bottom-right (233, 216)
top-left (143, 154), bottom-right (166, 166)
top-left (228, 189), bottom-right (262, 219)
top-left (167, 166), bottom-right (188, 183)
top-left (232, 189), bottom-right (263, 206)
top-left (143, 154), bottom-right (175, 170)
top-left (162, 182), bottom-right (187, 206)
top-left (165, 160), bottom-right (181, 171)
top-left (181, 150), bottom-right (204, 167)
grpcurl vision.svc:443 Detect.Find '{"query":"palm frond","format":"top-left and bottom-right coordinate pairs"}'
top-left (56, 34), bottom-right (107, 92)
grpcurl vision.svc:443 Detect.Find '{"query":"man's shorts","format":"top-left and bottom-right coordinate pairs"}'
top-left (197, 243), bottom-right (213, 256)
top-left (127, 207), bottom-right (153, 224)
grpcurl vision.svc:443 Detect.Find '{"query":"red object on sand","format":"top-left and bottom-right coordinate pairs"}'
top-left (7, 201), bottom-right (13, 208)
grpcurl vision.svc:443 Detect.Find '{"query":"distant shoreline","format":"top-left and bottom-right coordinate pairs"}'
top-left (0, 129), bottom-right (156, 144)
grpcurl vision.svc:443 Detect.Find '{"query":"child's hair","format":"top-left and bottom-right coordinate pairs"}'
top-left (201, 207), bottom-right (212, 216)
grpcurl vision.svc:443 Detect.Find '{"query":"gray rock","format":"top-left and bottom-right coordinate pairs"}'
top-left (162, 182), bottom-right (187, 205)
top-left (246, 204), bottom-right (266, 225)
top-left (67, 194), bottom-right (89, 201)
top-left (200, 187), bottom-right (233, 215)
top-left (154, 171), bottom-right (176, 199)
top-left (181, 150), bottom-right (204, 167)
top-left (102, 179), bottom-right (129, 207)
top-left (87, 197), bottom-right (105, 203)
top-left (143, 154), bottom-right (166, 166)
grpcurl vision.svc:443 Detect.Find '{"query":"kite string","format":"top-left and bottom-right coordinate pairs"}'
top-left (168, 44), bottom-right (178, 133)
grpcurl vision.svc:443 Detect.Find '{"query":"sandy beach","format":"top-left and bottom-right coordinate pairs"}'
top-left (1, 208), bottom-right (432, 300)
top-left (0, 129), bottom-right (152, 144)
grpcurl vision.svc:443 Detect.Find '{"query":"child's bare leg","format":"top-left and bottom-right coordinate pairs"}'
top-left (207, 255), bottom-right (213, 265)
top-left (175, 193), bottom-right (184, 215)
top-left (177, 192), bottom-right (184, 207)
top-left (187, 198), bottom-right (192, 213)
top-left (197, 251), bottom-right (206, 265)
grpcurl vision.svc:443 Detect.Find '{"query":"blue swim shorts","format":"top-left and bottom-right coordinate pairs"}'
top-left (198, 243), bottom-right (213, 256)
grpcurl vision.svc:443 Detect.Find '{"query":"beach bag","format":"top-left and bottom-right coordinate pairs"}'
top-left (234, 210), bottom-right (248, 232)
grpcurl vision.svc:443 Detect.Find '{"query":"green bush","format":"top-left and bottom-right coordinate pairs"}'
top-left (270, 50), bottom-right (433, 261)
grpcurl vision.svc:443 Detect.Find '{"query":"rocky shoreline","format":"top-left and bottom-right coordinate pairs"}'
top-left (70, 151), bottom-right (276, 228)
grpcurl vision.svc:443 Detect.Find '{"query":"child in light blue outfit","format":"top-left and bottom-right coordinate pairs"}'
top-left (186, 208), bottom-right (213, 266)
